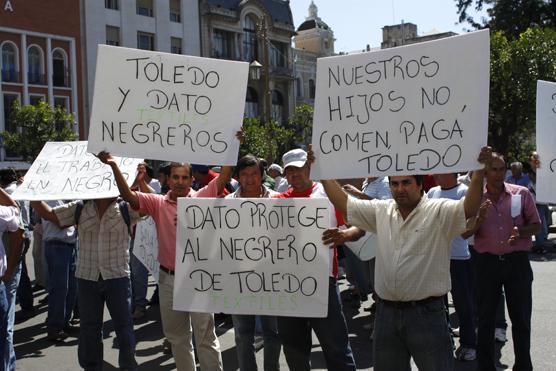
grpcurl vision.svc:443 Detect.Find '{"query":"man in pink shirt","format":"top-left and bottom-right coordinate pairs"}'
top-left (100, 153), bottom-right (233, 371)
top-left (471, 153), bottom-right (540, 371)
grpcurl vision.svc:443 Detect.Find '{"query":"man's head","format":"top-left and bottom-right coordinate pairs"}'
top-left (389, 175), bottom-right (423, 210)
top-left (236, 155), bottom-right (264, 196)
top-left (510, 161), bottom-right (523, 178)
top-left (283, 149), bottom-right (312, 192)
top-left (486, 153), bottom-right (506, 189)
top-left (267, 164), bottom-right (283, 179)
top-left (138, 162), bottom-right (154, 182)
top-left (168, 162), bottom-right (193, 198)
top-left (432, 173), bottom-right (458, 189)
top-left (158, 163), bottom-right (170, 186)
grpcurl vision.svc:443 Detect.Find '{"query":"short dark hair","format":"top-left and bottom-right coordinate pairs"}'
top-left (412, 175), bottom-right (424, 186)
top-left (236, 154), bottom-right (264, 177)
top-left (140, 162), bottom-right (154, 179)
top-left (168, 162), bottom-right (192, 176)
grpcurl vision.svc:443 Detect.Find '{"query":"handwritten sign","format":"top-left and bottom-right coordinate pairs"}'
top-left (87, 45), bottom-right (249, 164)
top-left (133, 217), bottom-right (160, 282)
top-left (310, 30), bottom-right (490, 180)
top-left (174, 198), bottom-right (331, 317)
top-left (12, 141), bottom-right (142, 201)
top-left (536, 80), bottom-right (556, 203)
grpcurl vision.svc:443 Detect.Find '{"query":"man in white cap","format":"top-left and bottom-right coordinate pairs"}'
top-left (273, 148), bottom-right (360, 371)
top-left (267, 163), bottom-right (289, 193)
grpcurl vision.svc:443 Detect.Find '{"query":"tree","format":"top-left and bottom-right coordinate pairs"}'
top-left (287, 103), bottom-right (314, 147)
top-left (456, 0), bottom-right (556, 37)
top-left (2, 100), bottom-right (78, 161)
top-left (488, 28), bottom-right (556, 161)
top-left (240, 117), bottom-right (295, 162)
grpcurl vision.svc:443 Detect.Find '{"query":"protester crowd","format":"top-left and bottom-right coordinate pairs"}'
top-left (0, 143), bottom-right (548, 371)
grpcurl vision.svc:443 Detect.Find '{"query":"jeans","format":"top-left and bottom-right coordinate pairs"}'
top-left (44, 241), bottom-right (77, 331)
top-left (129, 239), bottom-right (148, 311)
top-left (77, 277), bottom-right (137, 371)
top-left (17, 238), bottom-right (33, 311)
top-left (5, 263), bottom-right (20, 371)
top-left (535, 204), bottom-right (549, 247)
top-left (450, 259), bottom-right (476, 348)
top-left (373, 297), bottom-right (453, 371)
top-left (232, 315), bottom-right (281, 371)
top-left (277, 278), bottom-right (356, 371)
top-left (476, 252), bottom-right (533, 371)
top-left (0, 282), bottom-right (9, 371)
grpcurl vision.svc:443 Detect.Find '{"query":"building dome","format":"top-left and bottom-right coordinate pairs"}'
top-left (296, 1), bottom-right (329, 32)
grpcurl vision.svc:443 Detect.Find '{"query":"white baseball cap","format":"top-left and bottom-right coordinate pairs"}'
top-left (282, 149), bottom-right (307, 169)
top-left (268, 164), bottom-right (283, 174)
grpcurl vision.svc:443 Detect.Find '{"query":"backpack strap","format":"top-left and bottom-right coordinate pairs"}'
top-left (117, 198), bottom-right (132, 236)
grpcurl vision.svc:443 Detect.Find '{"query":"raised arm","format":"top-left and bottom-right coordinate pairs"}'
top-left (97, 152), bottom-right (140, 209)
top-left (0, 188), bottom-right (18, 208)
top-left (464, 146), bottom-right (492, 219)
top-left (30, 201), bottom-right (63, 228)
top-left (321, 180), bottom-right (349, 220)
top-left (216, 165), bottom-right (233, 195)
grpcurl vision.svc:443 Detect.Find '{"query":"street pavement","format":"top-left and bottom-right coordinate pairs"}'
top-left (13, 242), bottom-right (556, 370)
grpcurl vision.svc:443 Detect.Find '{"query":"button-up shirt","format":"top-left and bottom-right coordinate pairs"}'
top-left (474, 182), bottom-right (540, 254)
top-left (347, 195), bottom-right (466, 301)
top-left (135, 178), bottom-right (219, 270)
top-left (54, 200), bottom-right (140, 281)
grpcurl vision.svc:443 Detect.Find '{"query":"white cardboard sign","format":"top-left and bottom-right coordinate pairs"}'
top-left (12, 141), bottom-right (142, 201)
top-left (174, 198), bottom-right (331, 317)
top-left (87, 45), bottom-right (249, 164)
top-left (535, 80), bottom-right (556, 203)
top-left (311, 30), bottom-right (490, 180)
top-left (133, 216), bottom-right (160, 282)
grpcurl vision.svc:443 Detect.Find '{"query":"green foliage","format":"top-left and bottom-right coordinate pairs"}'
top-left (489, 28), bottom-right (556, 161)
top-left (2, 100), bottom-right (78, 161)
top-left (240, 117), bottom-right (295, 162)
top-left (240, 104), bottom-right (314, 163)
top-left (456, 0), bottom-right (556, 37)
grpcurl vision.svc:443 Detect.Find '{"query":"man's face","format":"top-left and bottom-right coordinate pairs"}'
top-left (239, 165), bottom-right (262, 195)
top-left (268, 169), bottom-right (280, 179)
top-left (168, 166), bottom-right (192, 197)
top-left (433, 173), bottom-right (456, 188)
top-left (284, 163), bottom-right (311, 192)
top-left (389, 176), bottom-right (422, 209)
top-left (511, 165), bottom-right (522, 178)
top-left (486, 158), bottom-right (506, 187)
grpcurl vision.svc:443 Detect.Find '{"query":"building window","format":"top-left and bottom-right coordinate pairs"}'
top-left (212, 29), bottom-right (233, 59)
top-left (170, 0), bottom-right (181, 22)
top-left (171, 37), bottom-right (182, 54)
top-left (52, 49), bottom-right (69, 87)
top-left (1, 42), bottom-right (18, 83)
top-left (28, 46), bottom-right (44, 84)
top-left (270, 41), bottom-right (286, 68)
top-left (309, 79), bottom-right (315, 99)
top-left (296, 77), bottom-right (303, 98)
top-left (3, 93), bottom-right (19, 135)
top-left (29, 95), bottom-right (44, 106)
top-left (271, 90), bottom-right (283, 124)
top-left (106, 26), bottom-right (120, 46)
top-left (245, 87), bottom-right (258, 119)
top-left (136, 0), bottom-right (154, 17)
top-left (243, 15), bottom-right (258, 62)
top-left (137, 32), bottom-right (155, 51)
top-left (105, 0), bottom-right (119, 10)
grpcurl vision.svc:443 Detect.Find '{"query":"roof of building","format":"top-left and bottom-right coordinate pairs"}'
top-left (206, 0), bottom-right (293, 25)
top-left (297, 18), bottom-right (329, 31)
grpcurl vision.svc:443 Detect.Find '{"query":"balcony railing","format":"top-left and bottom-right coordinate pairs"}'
top-left (28, 72), bottom-right (46, 85)
top-left (53, 68), bottom-right (71, 87)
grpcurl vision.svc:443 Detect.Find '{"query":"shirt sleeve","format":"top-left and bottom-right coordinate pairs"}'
top-left (521, 189), bottom-right (540, 225)
top-left (437, 198), bottom-right (467, 239)
top-left (136, 192), bottom-right (163, 215)
top-left (0, 206), bottom-right (20, 233)
top-left (194, 177), bottom-right (219, 198)
top-left (346, 197), bottom-right (378, 232)
top-left (53, 201), bottom-right (80, 228)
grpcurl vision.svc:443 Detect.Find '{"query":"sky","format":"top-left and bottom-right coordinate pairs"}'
top-left (289, 0), bottom-right (487, 53)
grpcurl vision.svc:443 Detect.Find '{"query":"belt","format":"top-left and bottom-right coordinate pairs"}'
top-left (484, 251), bottom-right (527, 261)
top-left (378, 295), bottom-right (442, 309)
top-left (159, 265), bottom-right (175, 275)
